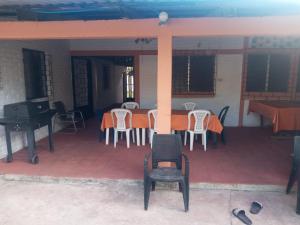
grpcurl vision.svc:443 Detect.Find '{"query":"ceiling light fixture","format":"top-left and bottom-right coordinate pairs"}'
top-left (158, 11), bottom-right (168, 25)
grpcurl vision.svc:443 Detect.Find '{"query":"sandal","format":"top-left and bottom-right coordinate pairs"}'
top-left (250, 201), bottom-right (263, 214)
top-left (232, 208), bottom-right (252, 225)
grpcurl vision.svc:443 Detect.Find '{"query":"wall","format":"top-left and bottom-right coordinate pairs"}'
top-left (0, 40), bottom-right (72, 158)
top-left (139, 54), bottom-right (243, 126)
top-left (92, 59), bottom-right (124, 110)
top-left (70, 37), bottom-right (250, 127)
top-left (70, 37), bottom-right (243, 51)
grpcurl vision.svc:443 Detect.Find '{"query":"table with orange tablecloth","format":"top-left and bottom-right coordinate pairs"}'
top-left (248, 101), bottom-right (300, 133)
top-left (100, 109), bottom-right (223, 146)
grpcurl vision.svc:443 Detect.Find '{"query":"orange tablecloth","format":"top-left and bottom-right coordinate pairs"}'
top-left (101, 109), bottom-right (223, 134)
top-left (248, 101), bottom-right (300, 133)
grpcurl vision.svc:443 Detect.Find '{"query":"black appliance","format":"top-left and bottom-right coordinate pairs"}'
top-left (0, 100), bottom-right (56, 164)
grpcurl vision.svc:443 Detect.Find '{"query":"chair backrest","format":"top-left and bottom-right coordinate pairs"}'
top-left (53, 101), bottom-right (66, 115)
top-left (111, 109), bottom-right (132, 130)
top-left (148, 109), bottom-right (158, 131)
top-left (188, 110), bottom-right (211, 132)
top-left (218, 106), bottom-right (230, 125)
top-left (184, 102), bottom-right (196, 111)
top-left (121, 102), bottom-right (139, 109)
top-left (152, 134), bottom-right (182, 168)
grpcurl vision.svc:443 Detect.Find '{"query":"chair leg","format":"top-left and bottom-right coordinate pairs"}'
top-left (221, 130), bottom-right (226, 144)
top-left (149, 130), bottom-right (153, 148)
top-left (297, 171), bottom-right (300, 214)
top-left (126, 130), bottom-right (130, 148)
top-left (79, 112), bottom-right (86, 128)
top-left (72, 117), bottom-right (77, 132)
top-left (184, 131), bottom-right (187, 146)
top-left (105, 128), bottom-right (109, 145)
top-left (149, 129), bottom-right (152, 144)
top-left (296, 164), bottom-right (300, 214)
top-left (144, 178), bottom-right (151, 210)
top-left (286, 162), bottom-right (297, 194)
top-left (151, 181), bottom-right (156, 191)
top-left (180, 181), bottom-right (189, 212)
top-left (114, 130), bottom-right (117, 148)
top-left (178, 182), bottom-right (182, 192)
top-left (203, 132), bottom-right (207, 151)
top-left (132, 129), bottom-right (135, 143)
top-left (53, 115), bottom-right (57, 132)
top-left (189, 133), bottom-right (194, 151)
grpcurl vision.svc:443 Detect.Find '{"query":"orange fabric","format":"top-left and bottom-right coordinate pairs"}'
top-left (248, 101), bottom-right (300, 133)
top-left (101, 109), bottom-right (223, 134)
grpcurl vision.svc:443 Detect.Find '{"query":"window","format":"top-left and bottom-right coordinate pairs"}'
top-left (172, 55), bottom-right (215, 95)
top-left (246, 53), bottom-right (291, 92)
top-left (125, 67), bottom-right (134, 99)
top-left (23, 49), bottom-right (47, 100)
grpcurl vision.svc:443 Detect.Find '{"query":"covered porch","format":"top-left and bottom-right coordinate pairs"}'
top-left (0, 0), bottom-right (299, 190)
top-left (0, 118), bottom-right (293, 186)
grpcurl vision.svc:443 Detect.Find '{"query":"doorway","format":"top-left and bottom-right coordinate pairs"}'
top-left (71, 57), bottom-right (94, 119)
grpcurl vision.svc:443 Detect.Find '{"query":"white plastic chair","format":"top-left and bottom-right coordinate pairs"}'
top-left (184, 110), bottom-right (211, 151)
top-left (148, 109), bottom-right (158, 148)
top-left (183, 102), bottom-right (196, 111)
top-left (111, 109), bottom-right (135, 148)
top-left (121, 102), bottom-right (139, 109)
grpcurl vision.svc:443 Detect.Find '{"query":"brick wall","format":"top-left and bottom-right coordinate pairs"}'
top-left (0, 40), bottom-right (72, 159)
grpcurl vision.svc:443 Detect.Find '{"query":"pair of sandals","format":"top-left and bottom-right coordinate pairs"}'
top-left (232, 201), bottom-right (263, 225)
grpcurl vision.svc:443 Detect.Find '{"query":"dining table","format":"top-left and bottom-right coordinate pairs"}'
top-left (100, 109), bottom-right (223, 146)
top-left (248, 100), bottom-right (300, 133)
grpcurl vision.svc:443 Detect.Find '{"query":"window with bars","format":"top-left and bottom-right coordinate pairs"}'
top-left (172, 55), bottom-right (216, 96)
top-left (245, 53), bottom-right (291, 92)
top-left (125, 67), bottom-right (134, 99)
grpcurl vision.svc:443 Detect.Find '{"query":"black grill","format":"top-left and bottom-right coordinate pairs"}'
top-left (0, 100), bottom-right (56, 164)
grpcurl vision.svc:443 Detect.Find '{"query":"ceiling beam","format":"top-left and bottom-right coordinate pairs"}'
top-left (0, 16), bottom-right (300, 40)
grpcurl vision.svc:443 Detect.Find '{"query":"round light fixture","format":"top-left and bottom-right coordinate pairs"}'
top-left (159, 11), bottom-right (168, 25)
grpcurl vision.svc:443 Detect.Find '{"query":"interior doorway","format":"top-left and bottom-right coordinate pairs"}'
top-left (71, 57), bottom-right (94, 119)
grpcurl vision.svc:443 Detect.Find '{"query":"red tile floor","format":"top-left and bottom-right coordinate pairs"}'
top-left (0, 118), bottom-right (294, 185)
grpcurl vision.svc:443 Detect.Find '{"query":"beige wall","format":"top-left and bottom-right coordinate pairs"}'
top-left (139, 54), bottom-right (243, 126)
top-left (0, 40), bottom-right (72, 158)
top-left (70, 37), bottom-right (243, 51)
top-left (70, 37), bottom-right (262, 127)
top-left (92, 59), bottom-right (124, 110)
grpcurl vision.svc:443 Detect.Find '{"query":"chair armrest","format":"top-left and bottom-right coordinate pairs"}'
top-left (144, 153), bottom-right (152, 177)
top-left (68, 110), bottom-right (84, 118)
top-left (181, 153), bottom-right (189, 178)
top-left (57, 112), bottom-right (74, 118)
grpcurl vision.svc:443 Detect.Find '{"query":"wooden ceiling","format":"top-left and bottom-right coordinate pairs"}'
top-left (1, 0), bottom-right (300, 21)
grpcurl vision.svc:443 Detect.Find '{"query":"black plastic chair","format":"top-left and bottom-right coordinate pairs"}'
top-left (53, 101), bottom-right (85, 132)
top-left (218, 106), bottom-right (230, 144)
top-left (144, 134), bottom-right (189, 212)
top-left (286, 136), bottom-right (300, 214)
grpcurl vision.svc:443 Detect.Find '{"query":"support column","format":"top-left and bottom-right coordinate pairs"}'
top-left (157, 29), bottom-right (172, 134)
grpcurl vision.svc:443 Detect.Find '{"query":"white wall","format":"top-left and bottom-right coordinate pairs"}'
top-left (139, 54), bottom-right (243, 126)
top-left (0, 40), bottom-right (72, 158)
top-left (242, 100), bottom-right (272, 127)
top-left (92, 59), bottom-right (124, 109)
top-left (140, 55), bottom-right (157, 109)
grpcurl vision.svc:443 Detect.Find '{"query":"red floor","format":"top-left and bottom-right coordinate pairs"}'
top-left (0, 119), bottom-right (294, 185)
